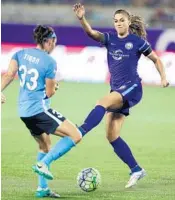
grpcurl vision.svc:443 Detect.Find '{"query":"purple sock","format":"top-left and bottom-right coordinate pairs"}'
top-left (110, 137), bottom-right (139, 170)
top-left (80, 105), bottom-right (106, 134)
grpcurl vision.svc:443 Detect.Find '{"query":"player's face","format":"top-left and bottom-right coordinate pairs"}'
top-left (113, 13), bottom-right (130, 36)
top-left (47, 37), bottom-right (57, 54)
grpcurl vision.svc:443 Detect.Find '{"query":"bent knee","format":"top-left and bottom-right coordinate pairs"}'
top-left (96, 99), bottom-right (108, 108)
top-left (39, 143), bottom-right (51, 153)
top-left (66, 126), bottom-right (83, 144)
top-left (71, 129), bottom-right (82, 144)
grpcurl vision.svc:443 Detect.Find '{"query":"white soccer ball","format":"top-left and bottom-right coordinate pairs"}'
top-left (77, 168), bottom-right (101, 192)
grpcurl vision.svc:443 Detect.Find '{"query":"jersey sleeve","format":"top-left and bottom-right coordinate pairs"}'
top-left (138, 38), bottom-right (152, 56)
top-left (45, 59), bottom-right (57, 79)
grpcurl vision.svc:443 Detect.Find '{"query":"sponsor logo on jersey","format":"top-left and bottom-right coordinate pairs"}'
top-left (109, 49), bottom-right (129, 60)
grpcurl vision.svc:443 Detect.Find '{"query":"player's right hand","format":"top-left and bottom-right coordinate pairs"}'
top-left (1, 92), bottom-right (6, 104)
top-left (73, 3), bottom-right (85, 20)
top-left (55, 82), bottom-right (59, 91)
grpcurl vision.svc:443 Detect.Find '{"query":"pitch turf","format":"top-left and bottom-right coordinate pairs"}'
top-left (2, 81), bottom-right (175, 200)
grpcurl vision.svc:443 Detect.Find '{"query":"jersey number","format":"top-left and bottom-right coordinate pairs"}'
top-left (19, 65), bottom-right (39, 90)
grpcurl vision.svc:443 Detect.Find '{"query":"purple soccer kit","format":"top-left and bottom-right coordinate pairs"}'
top-left (79, 32), bottom-right (152, 175)
top-left (103, 32), bottom-right (152, 115)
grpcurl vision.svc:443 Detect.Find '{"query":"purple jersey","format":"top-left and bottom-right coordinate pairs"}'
top-left (102, 32), bottom-right (152, 90)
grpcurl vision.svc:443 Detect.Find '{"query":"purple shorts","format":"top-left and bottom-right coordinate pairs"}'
top-left (107, 81), bottom-right (143, 116)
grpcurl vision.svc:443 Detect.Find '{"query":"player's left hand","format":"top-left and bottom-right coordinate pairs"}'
top-left (161, 79), bottom-right (169, 88)
top-left (1, 92), bottom-right (6, 104)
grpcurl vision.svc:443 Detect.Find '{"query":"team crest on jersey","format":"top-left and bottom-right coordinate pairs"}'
top-left (125, 42), bottom-right (133, 50)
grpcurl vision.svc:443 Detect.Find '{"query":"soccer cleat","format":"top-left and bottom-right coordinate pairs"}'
top-left (125, 169), bottom-right (146, 188)
top-left (35, 188), bottom-right (60, 198)
top-left (32, 162), bottom-right (54, 180)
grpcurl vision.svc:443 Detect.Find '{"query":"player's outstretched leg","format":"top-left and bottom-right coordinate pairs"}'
top-left (32, 119), bottom-right (82, 180)
top-left (79, 105), bottom-right (106, 136)
top-left (79, 92), bottom-right (123, 136)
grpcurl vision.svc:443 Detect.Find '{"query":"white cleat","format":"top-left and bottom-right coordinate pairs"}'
top-left (32, 162), bottom-right (54, 180)
top-left (125, 169), bottom-right (146, 188)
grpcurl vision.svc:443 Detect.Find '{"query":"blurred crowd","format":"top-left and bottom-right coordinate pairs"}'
top-left (150, 11), bottom-right (175, 28)
top-left (2, 0), bottom-right (175, 8)
top-left (2, 0), bottom-right (175, 28)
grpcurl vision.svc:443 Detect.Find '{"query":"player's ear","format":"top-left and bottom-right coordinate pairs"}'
top-left (47, 39), bottom-right (52, 47)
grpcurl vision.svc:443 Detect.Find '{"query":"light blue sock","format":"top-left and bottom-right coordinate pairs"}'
top-left (37, 152), bottom-right (48, 189)
top-left (41, 136), bottom-right (75, 166)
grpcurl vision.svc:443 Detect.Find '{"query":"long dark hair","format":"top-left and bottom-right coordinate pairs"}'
top-left (114, 9), bottom-right (147, 40)
top-left (33, 25), bottom-right (54, 46)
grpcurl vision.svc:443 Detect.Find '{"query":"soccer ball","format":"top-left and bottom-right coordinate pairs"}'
top-left (77, 168), bottom-right (101, 192)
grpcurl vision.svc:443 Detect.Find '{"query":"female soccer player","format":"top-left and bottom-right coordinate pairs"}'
top-left (1, 25), bottom-right (82, 198)
top-left (73, 3), bottom-right (169, 188)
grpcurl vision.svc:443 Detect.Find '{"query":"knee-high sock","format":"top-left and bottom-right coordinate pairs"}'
top-left (41, 136), bottom-right (75, 166)
top-left (37, 152), bottom-right (48, 189)
top-left (80, 105), bottom-right (106, 135)
top-left (110, 137), bottom-right (141, 171)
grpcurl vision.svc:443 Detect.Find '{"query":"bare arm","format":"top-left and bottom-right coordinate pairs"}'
top-left (73, 3), bottom-right (105, 43)
top-left (147, 51), bottom-right (169, 87)
top-left (1, 59), bottom-right (18, 91)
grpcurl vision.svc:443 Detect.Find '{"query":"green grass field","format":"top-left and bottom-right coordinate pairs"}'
top-left (2, 81), bottom-right (175, 200)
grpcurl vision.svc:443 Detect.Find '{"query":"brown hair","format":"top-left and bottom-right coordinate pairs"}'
top-left (114, 9), bottom-right (147, 40)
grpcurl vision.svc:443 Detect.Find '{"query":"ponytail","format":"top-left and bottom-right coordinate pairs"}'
top-left (129, 15), bottom-right (147, 40)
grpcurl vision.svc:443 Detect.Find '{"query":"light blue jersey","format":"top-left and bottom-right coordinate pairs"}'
top-left (12, 48), bottom-right (57, 117)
